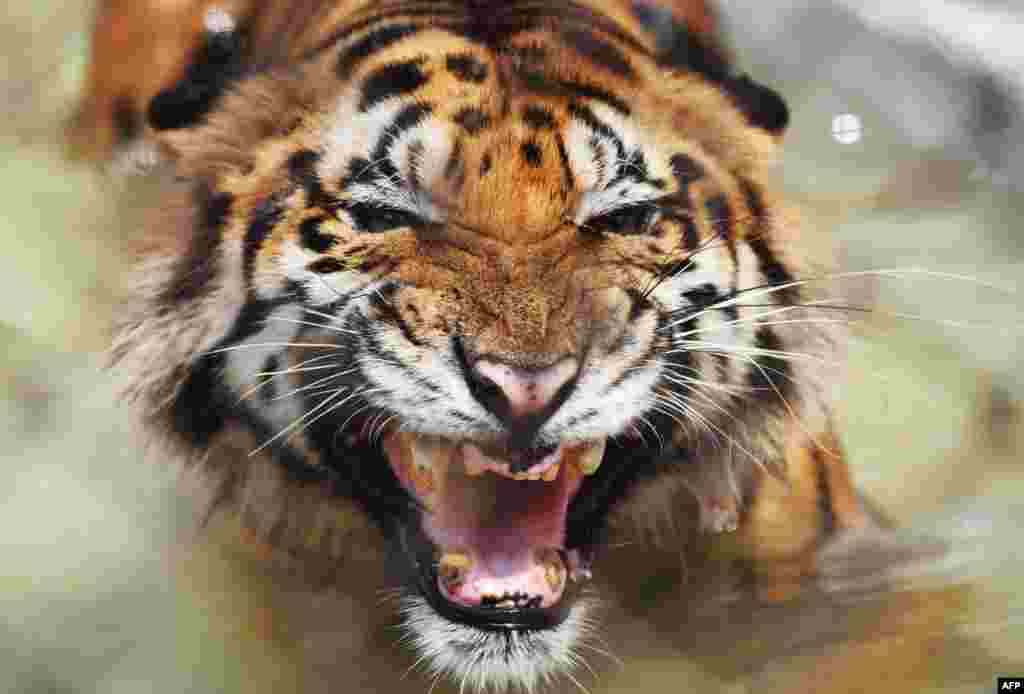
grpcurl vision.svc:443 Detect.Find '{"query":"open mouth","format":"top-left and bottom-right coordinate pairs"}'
top-left (383, 434), bottom-right (607, 631)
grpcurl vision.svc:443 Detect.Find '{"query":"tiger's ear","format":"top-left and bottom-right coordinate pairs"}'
top-left (71, 0), bottom-right (250, 162)
top-left (720, 74), bottom-right (789, 138)
top-left (630, 0), bottom-right (789, 138)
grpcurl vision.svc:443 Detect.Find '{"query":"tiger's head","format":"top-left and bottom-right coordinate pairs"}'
top-left (106, 2), bottom-right (839, 690)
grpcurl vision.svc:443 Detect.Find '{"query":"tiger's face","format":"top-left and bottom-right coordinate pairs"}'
top-left (108, 3), bottom-right (835, 690)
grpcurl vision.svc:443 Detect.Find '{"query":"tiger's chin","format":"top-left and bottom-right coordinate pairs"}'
top-left (398, 593), bottom-right (594, 692)
top-left (378, 431), bottom-right (620, 689)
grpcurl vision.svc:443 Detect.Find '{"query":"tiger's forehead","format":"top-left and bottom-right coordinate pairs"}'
top-left (317, 27), bottom-right (676, 244)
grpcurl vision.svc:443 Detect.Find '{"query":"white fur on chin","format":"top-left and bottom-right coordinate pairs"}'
top-left (398, 595), bottom-right (596, 693)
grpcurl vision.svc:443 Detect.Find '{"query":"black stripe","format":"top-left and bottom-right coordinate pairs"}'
top-left (368, 102), bottom-right (433, 182)
top-left (308, 257), bottom-right (346, 274)
top-left (244, 195), bottom-right (285, 285)
top-left (362, 318), bottom-right (440, 396)
top-left (568, 102), bottom-right (628, 170)
top-left (336, 23), bottom-right (421, 77)
top-left (630, 2), bottom-right (730, 83)
top-left (147, 20), bottom-right (245, 130)
top-left (678, 215), bottom-right (699, 251)
top-left (170, 292), bottom-right (289, 449)
top-left (479, 151), bottom-right (493, 176)
top-left (682, 282), bottom-right (719, 308)
top-left (287, 149), bottom-right (336, 210)
top-left (170, 351), bottom-right (231, 447)
top-left (298, 216), bottom-right (337, 253)
top-left (554, 133), bottom-right (575, 191)
top-left (680, 282), bottom-right (736, 331)
top-left (670, 153), bottom-right (705, 188)
top-left (516, 69), bottom-right (632, 116)
top-left (407, 140), bottom-right (424, 189)
top-left (522, 105), bottom-right (556, 129)
top-left (624, 287), bottom-right (652, 324)
top-left (587, 135), bottom-right (606, 183)
top-left (521, 140), bottom-right (543, 167)
top-left (725, 74), bottom-right (789, 134)
top-left (748, 326), bottom-right (791, 400)
top-left (304, 4), bottom-right (467, 60)
top-left (444, 139), bottom-right (464, 181)
top-left (359, 59), bottom-right (429, 111)
top-left (343, 202), bottom-right (422, 234)
top-left (738, 180), bottom-right (796, 301)
top-left (738, 178), bottom-right (766, 220)
top-left (454, 107), bottom-right (491, 134)
top-left (559, 26), bottom-right (634, 77)
top-left (387, 101), bottom-right (433, 138)
top-left (369, 285), bottom-right (428, 350)
top-left (704, 195), bottom-right (732, 241)
top-left (747, 234), bottom-right (794, 297)
top-left (602, 318), bottom-right (660, 394)
top-left (454, 2), bottom-right (652, 57)
top-left (610, 150), bottom-right (649, 186)
top-left (446, 52), bottom-right (489, 83)
top-left (169, 285), bottom-right (339, 484)
top-left (261, 356), bottom-right (280, 402)
top-left (161, 186), bottom-right (232, 304)
top-left (342, 156), bottom-right (376, 188)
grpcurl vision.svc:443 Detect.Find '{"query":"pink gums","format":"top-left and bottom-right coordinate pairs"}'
top-left (425, 449), bottom-right (584, 609)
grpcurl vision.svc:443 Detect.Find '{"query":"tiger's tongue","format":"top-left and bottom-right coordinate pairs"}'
top-left (388, 436), bottom-right (585, 609)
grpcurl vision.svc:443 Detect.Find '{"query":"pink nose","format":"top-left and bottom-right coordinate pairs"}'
top-left (472, 358), bottom-right (578, 417)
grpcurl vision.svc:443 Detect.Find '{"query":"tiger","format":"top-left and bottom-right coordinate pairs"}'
top-left (76, 1), bottom-right (893, 690)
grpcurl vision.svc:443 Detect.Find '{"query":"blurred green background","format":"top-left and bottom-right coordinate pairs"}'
top-left (0, 1), bottom-right (1021, 692)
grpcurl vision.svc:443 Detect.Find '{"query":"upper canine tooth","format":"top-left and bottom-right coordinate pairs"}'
top-left (577, 439), bottom-right (607, 475)
top-left (462, 444), bottom-right (486, 476)
top-left (411, 436), bottom-right (449, 472)
top-left (414, 465), bottom-right (434, 494)
top-left (439, 551), bottom-right (472, 571)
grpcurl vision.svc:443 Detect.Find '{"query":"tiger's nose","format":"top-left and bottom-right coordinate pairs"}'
top-left (470, 358), bottom-right (579, 420)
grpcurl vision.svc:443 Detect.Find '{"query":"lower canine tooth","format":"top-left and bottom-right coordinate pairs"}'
top-left (414, 467), bottom-right (434, 495)
top-left (577, 439), bottom-right (607, 475)
top-left (439, 552), bottom-right (471, 587)
top-left (537, 549), bottom-right (566, 591)
top-left (463, 447), bottom-right (486, 476)
top-left (439, 552), bottom-right (472, 571)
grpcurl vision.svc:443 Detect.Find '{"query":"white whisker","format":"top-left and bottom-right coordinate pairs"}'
top-left (262, 316), bottom-right (358, 335)
top-left (204, 341), bottom-right (339, 355)
top-left (249, 387), bottom-right (351, 455)
top-left (662, 266), bottom-right (1021, 332)
top-left (668, 340), bottom-right (834, 365)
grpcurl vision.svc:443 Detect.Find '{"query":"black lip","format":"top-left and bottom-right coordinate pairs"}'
top-left (397, 521), bottom-right (580, 632)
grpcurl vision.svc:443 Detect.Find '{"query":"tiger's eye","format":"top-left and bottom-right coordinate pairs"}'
top-left (587, 205), bottom-right (658, 235)
top-left (345, 201), bottom-right (424, 233)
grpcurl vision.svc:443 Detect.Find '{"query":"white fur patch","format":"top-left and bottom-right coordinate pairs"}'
top-left (399, 595), bottom-right (595, 693)
top-left (322, 89), bottom-right (453, 223)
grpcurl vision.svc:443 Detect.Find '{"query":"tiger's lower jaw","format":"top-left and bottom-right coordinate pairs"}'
top-left (380, 432), bottom-right (619, 690)
top-left (394, 519), bottom-right (597, 691)
top-left (398, 592), bottom-right (594, 692)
